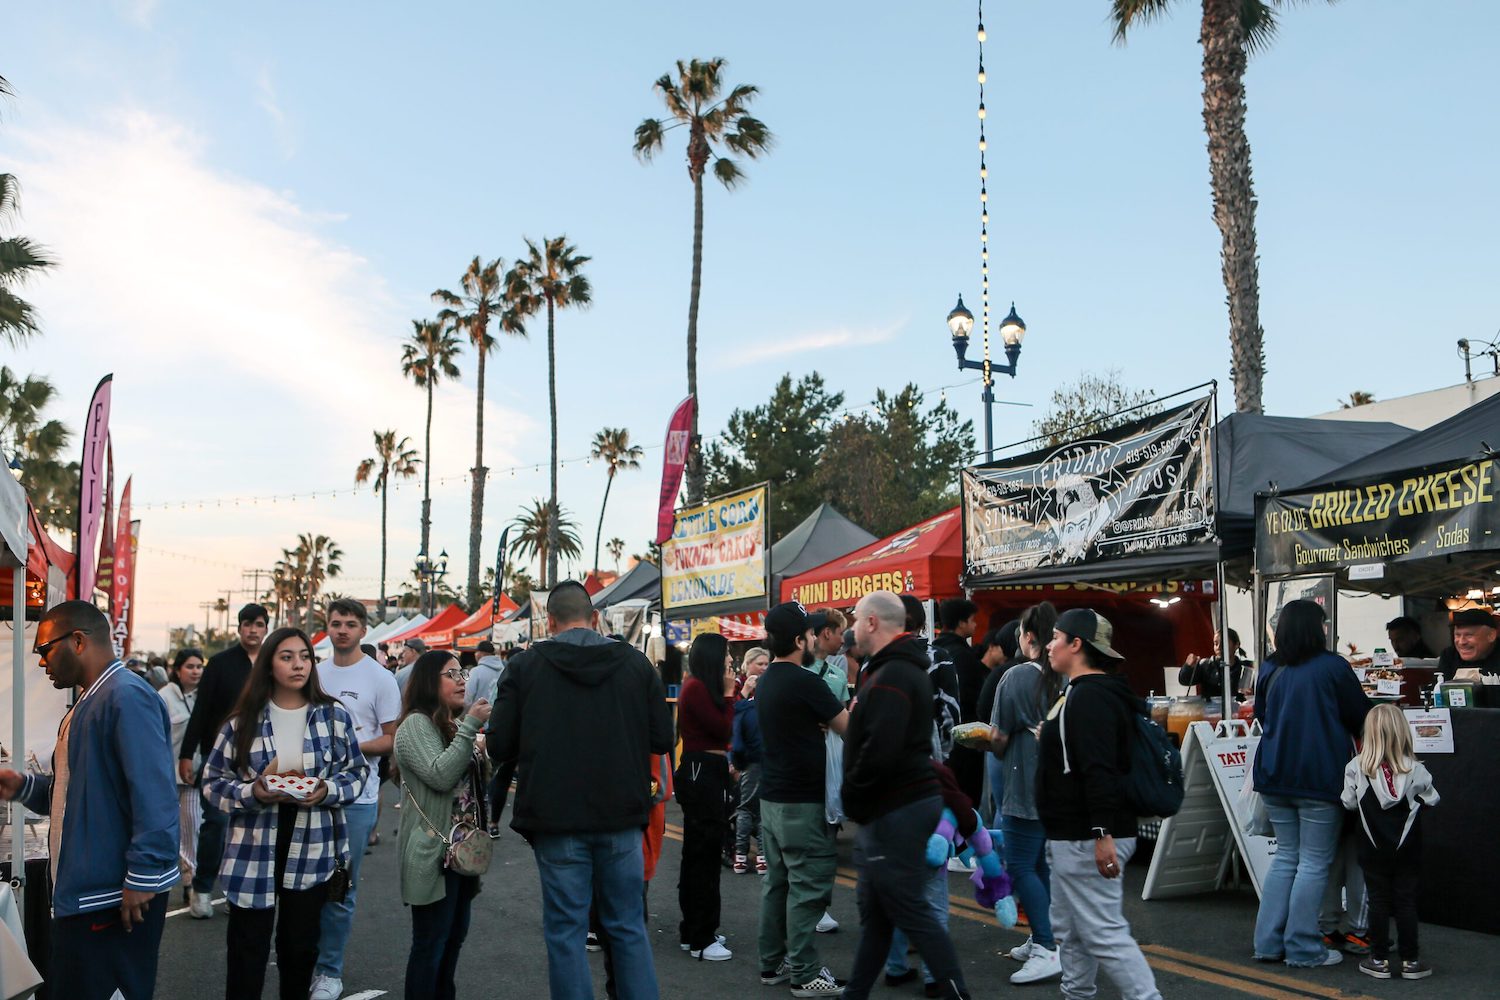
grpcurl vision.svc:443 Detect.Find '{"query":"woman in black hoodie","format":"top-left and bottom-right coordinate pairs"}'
top-left (1036, 608), bottom-right (1161, 1000)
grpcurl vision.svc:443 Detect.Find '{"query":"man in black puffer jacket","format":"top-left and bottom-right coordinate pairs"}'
top-left (487, 582), bottom-right (674, 999)
top-left (841, 590), bottom-right (971, 1000)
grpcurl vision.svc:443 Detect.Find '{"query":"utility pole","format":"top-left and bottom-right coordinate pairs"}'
top-left (198, 601), bottom-right (215, 634)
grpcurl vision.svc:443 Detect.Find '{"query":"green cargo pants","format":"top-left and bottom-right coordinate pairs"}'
top-left (758, 799), bottom-right (838, 983)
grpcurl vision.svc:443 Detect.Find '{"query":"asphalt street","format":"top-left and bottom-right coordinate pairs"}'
top-left (153, 787), bottom-right (1496, 999)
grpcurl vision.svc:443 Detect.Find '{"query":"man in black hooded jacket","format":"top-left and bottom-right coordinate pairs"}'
top-left (841, 590), bottom-right (971, 1000)
top-left (487, 582), bottom-right (674, 1000)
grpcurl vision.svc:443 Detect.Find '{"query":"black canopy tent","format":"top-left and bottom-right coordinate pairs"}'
top-left (768, 503), bottom-right (877, 601)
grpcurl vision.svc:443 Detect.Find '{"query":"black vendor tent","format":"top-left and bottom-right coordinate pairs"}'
top-left (769, 503), bottom-right (876, 601)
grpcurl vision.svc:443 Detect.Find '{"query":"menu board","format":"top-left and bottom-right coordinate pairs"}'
top-left (1403, 708), bottom-right (1455, 754)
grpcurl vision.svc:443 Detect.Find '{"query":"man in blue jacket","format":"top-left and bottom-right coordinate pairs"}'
top-left (0, 600), bottom-right (180, 999)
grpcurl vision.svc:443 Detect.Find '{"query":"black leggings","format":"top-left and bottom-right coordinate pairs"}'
top-left (676, 751), bottom-right (730, 950)
top-left (225, 805), bottom-right (331, 1000)
top-left (1362, 853), bottom-right (1420, 961)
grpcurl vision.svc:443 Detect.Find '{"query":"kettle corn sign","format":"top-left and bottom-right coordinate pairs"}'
top-left (661, 484), bottom-right (770, 618)
top-left (1256, 458), bottom-right (1499, 576)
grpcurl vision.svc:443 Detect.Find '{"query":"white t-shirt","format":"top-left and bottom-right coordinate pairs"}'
top-left (268, 702), bottom-right (309, 774)
top-left (321, 654), bottom-right (402, 804)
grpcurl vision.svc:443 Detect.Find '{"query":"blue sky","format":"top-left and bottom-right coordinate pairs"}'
top-left (3, 1), bottom-right (1496, 646)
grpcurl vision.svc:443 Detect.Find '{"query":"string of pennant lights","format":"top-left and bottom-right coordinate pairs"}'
top-left (977, 0), bottom-right (992, 385)
top-left (134, 375), bottom-right (1018, 513)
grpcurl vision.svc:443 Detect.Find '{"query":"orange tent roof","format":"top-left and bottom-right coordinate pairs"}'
top-left (780, 508), bottom-right (963, 610)
top-left (384, 603), bottom-right (468, 645)
top-left (425, 594), bottom-right (520, 649)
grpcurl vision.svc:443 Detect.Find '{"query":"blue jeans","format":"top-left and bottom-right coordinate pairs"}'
top-left (406, 869), bottom-right (479, 1000)
top-left (316, 800), bottom-right (378, 978)
top-left (533, 829), bottom-right (659, 1000)
top-left (191, 790), bottom-right (228, 894)
top-left (1002, 815), bottom-right (1053, 948)
top-left (884, 864), bottom-right (950, 983)
top-left (986, 754), bottom-right (1005, 824)
top-left (1253, 795), bottom-right (1343, 965)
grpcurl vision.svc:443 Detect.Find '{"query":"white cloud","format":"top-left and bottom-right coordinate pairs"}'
top-left (255, 67), bottom-right (295, 159)
top-left (719, 317), bottom-right (908, 367)
top-left (118, 0), bottom-right (159, 27)
top-left (5, 109), bottom-right (533, 643)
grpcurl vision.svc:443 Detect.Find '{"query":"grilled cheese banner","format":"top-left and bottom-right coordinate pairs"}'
top-left (1256, 458), bottom-right (1498, 575)
top-left (661, 484), bottom-right (770, 614)
top-left (962, 396), bottom-right (1215, 583)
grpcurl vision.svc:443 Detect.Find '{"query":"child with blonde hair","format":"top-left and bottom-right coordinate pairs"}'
top-left (1341, 703), bottom-right (1440, 981)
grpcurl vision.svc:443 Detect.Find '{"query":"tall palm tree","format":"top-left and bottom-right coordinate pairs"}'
top-left (1111, 1), bottom-right (1324, 414)
top-left (400, 318), bottom-right (462, 612)
top-left (355, 430), bottom-right (420, 619)
top-left (508, 498), bottom-right (583, 591)
top-left (588, 427), bottom-right (644, 573)
top-left (508, 237), bottom-right (592, 588)
top-left (1, 77), bottom-right (55, 348)
top-left (606, 537), bottom-right (626, 574)
top-left (634, 58), bottom-right (772, 503)
top-left (434, 258), bottom-right (527, 608)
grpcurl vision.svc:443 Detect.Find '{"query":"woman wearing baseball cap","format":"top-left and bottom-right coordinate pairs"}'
top-left (1035, 609), bottom-right (1161, 1000)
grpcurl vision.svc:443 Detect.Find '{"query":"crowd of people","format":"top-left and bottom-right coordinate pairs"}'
top-left (0, 584), bottom-right (1454, 998)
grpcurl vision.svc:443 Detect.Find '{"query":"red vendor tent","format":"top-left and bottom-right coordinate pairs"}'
top-left (384, 603), bottom-right (469, 645)
top-left (781, 508), bottom-right (964, 610)
top-left (428, 595), bottom-right (520, 649)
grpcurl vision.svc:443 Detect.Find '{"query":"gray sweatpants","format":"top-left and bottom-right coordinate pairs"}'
top-left (1047, 838), bottom-right (1161, 1000)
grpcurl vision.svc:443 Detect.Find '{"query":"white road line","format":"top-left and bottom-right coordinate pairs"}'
top-left (344, 992), bottom-right (388, 999)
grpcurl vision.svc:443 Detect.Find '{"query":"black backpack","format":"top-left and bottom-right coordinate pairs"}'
top-left (1124, 712), bottom-right (1185, 818)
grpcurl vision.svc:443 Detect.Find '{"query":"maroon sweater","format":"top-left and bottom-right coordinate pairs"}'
top-left (678, 676), bottom-right (733, 753)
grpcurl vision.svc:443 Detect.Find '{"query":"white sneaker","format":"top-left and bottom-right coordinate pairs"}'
top-left (947, 855), bottom-right (975, 873)
top-left (680, 934), bottom-right (726, 951)
top-left (188, 892), bottom-right (214, 919)
top-left (689, 940), bottom-right (733, 961)
top-left (1010, 944), bottom-right (1061, 984)
top-left (1009, 936), bottom-right (1034, 962)
top-left (815, 910), bottom-right (839, 934)
top-left (309, 975), bottom-right (343, 1000)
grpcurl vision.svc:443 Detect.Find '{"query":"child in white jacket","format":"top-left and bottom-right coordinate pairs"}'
top-left (1341, 703), bottom-right (1440, 982)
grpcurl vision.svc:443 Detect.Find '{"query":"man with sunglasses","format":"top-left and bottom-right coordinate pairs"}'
top-left (0, 600), bottom-right (180, 999)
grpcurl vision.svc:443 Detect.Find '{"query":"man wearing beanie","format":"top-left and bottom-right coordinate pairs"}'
top-left (755, 601), bottom-right (849, 997)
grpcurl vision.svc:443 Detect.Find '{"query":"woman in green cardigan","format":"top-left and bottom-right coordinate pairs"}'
top-left (395, 650), bottom-right (493, 1000)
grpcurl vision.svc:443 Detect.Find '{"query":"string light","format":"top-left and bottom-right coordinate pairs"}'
top-left (977, 0), bottom-right (992, 386)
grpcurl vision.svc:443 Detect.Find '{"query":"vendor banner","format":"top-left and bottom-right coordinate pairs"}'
top-left (109, 478), bottom-right (133, 658)
top-left (661, 483), bottom-right (770, 619)
top-left (655, 396), bottom-right (695, 545)
top-left (1256, 457), bottom-right (1500, 576)
top-left (962, 396), bottom-right (1215, 583)
top-left (76, 374), bottom-right (113, 599)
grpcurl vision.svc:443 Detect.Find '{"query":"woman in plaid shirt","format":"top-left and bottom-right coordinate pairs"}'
top-left (202, 627), bottom-right (370, 1000)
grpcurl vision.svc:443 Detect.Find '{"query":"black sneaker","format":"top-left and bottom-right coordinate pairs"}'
top-left (585, 931), bottom-right (601, 953)
top-left (790, 967), bottom-right (846, 997)
top-left (760, 960), bottom-right (791, 986)
top-left (884, 969), bottom-right (917, 987)
top-left (1401, 960), bottom-right (1432, 980)
top-left (1359, 957), bottom-right (1392, 979)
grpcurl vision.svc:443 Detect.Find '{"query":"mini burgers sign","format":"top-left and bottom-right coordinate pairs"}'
top-left (961, 396), bottom-right (1216, 585)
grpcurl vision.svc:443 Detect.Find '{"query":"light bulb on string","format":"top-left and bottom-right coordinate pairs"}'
top-left (978, 67), bottom-right (986, 84)
top-left (977, 104), bottom-right (986, 120)
top-left (978, 24), bottom-right (986, 42)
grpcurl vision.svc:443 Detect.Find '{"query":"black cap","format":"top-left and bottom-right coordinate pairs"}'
top-left (764, 601), bottom-right (811, 644)
top-left (806, 610), bottom-right (830, 634)
top-left (1451, 608), bottom-right (1497, 628)
top-left (1054, 608), bottom-right (1125, 660)
top-left (403, 637), bottom-right (429, 653)
top-left (476, 640), bottom-right (496, 654)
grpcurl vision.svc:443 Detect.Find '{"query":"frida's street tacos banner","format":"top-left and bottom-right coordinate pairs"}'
top-left (1257, 458), bottom-right (1500, 576)
top-left (963, 396), bottom-right (1215, 584)
top-left (661, 484), bottom-right (770, 619)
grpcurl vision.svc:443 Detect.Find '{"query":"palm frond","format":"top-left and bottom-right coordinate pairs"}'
top-left (1109, 0), bottom-right (1177, 43)
top-left (633, 118), bottom-right (666, 159)
top-left (1242, 0), bottom-right (1280, 54)
top-left (712, 157), bottom-right (745, 189)
top-left (725, 115), bottom-right (773, 157)
top-left (0, 287), bottom-right (41, 346)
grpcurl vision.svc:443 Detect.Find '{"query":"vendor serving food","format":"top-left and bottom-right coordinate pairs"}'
top-left (1177, 628), bottom-right (1252, 700)
top-left (1439, 608), bottom-right (1500, 676)
top-left (1385, 616), bottom-right (1435, 659)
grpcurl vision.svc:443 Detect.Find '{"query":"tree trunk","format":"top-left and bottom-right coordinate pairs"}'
top-left (593, 469), bottom-right (615, 575)
top-left (421, 378), bottom-right (434, 619)
top-left (1200, 0), bottom-right (1264, 414)
top-left (468, 339), bottom-right (488, 609)
top-left (684, 170), bottom-right (706, 505)
top-left (378, 474), bottom-right (389, 621)
top-left (546, 294), bottom-right (560, 588)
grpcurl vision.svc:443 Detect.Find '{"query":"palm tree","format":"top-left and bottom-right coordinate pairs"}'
top-left (508, 498), bottom-right (583, 590)
top-left (1340, 390), bottom-right (1376, 409)
top-left (0, 367), bottom-right (77, 532)
top-left (634, 58), bottom-right (772, 503)
top-left (355, 430), bottom-right (420, 619)
top-left (1110, 1), bottom-right (1324, 414)
top-left (588, 427), bottom-right (644, 573)
top-left (1, 77), bottom-right (55, 348)
top-left (508, 237), bottom-right (592, 588)
top-left (434, 258), bottom-right (527, 608)
top-left (400, 318), bottom-right (462, 611)
top-left (296, 533), bottom-right (343, 633)
top-left (607, 537), bottom-right (626, 574)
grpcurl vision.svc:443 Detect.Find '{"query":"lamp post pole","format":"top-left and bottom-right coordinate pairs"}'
top-left (947, 296), bottom-right (1027, 462)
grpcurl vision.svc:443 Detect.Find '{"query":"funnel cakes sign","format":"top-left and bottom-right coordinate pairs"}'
top-left (961, 396), bottom-right (1215, 583)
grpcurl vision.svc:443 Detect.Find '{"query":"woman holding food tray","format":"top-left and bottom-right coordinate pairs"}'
top-left (202, 626), bottom-right (370, 1000)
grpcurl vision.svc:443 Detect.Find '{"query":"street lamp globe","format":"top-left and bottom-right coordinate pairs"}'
top-left (946, 296), bottom-right (975, 339)
top-left (998, 302), bottom-right (1027, 346)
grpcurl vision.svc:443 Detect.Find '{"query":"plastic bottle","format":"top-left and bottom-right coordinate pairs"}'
top-left (1432, 673), bottom-right (1446, 708)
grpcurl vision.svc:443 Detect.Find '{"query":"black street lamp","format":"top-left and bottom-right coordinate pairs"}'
top-left (948, 295), bottom-right (1026, 462)
top-left (414, 547), bottom-right (449, 617)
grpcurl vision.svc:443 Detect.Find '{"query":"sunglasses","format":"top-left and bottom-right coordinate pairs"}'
top-left (34, 628), bottom-right (89, 658)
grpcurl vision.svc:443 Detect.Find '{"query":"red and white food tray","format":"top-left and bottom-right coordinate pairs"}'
top-left (263, 773), bottom-right (322, 799)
